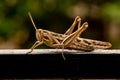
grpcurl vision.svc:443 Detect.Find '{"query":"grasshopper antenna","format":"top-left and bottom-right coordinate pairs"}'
top-left (28, 12), bottom-right (38, 31)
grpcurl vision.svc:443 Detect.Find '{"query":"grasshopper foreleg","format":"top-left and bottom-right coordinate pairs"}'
top-left (27, 41), bottom-right (43, 54)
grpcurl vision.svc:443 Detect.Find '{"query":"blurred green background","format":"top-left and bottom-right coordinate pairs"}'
top-left (0, 0), bottom-right (120, 49)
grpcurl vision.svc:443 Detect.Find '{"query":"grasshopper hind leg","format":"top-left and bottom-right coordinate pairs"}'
top-left (65, 16), bottom-right (81, 35)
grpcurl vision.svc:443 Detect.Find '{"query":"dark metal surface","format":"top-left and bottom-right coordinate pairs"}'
top-left (0, 49), bottom-right (120, 78)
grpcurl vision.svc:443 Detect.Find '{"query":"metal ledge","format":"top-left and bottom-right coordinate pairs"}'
top-left (0, 49), bottom-right (120, 54)
top-left (0, 49), bottom-right (120, 78)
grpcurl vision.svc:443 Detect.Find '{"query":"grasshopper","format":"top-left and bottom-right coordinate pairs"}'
top-left (27, 12), bottom-right (112, 60)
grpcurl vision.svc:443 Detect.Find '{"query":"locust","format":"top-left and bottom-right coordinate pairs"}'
top-left (27, 12), bottom-right (112, 60)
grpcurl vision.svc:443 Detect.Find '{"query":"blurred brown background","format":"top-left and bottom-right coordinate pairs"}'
top-left (0, 0), bottom-right (120, 49)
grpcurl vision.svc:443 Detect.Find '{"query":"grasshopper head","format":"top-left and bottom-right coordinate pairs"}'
top-left (36, 29), bottom-right (43, 42)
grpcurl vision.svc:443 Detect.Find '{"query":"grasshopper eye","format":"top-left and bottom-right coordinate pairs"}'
top-left (43, 32), bottom-right (52, 42)
top-left (44, 36), bottom-right (49, 40)
top-left (43, 34), bottom-right (51, 41)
